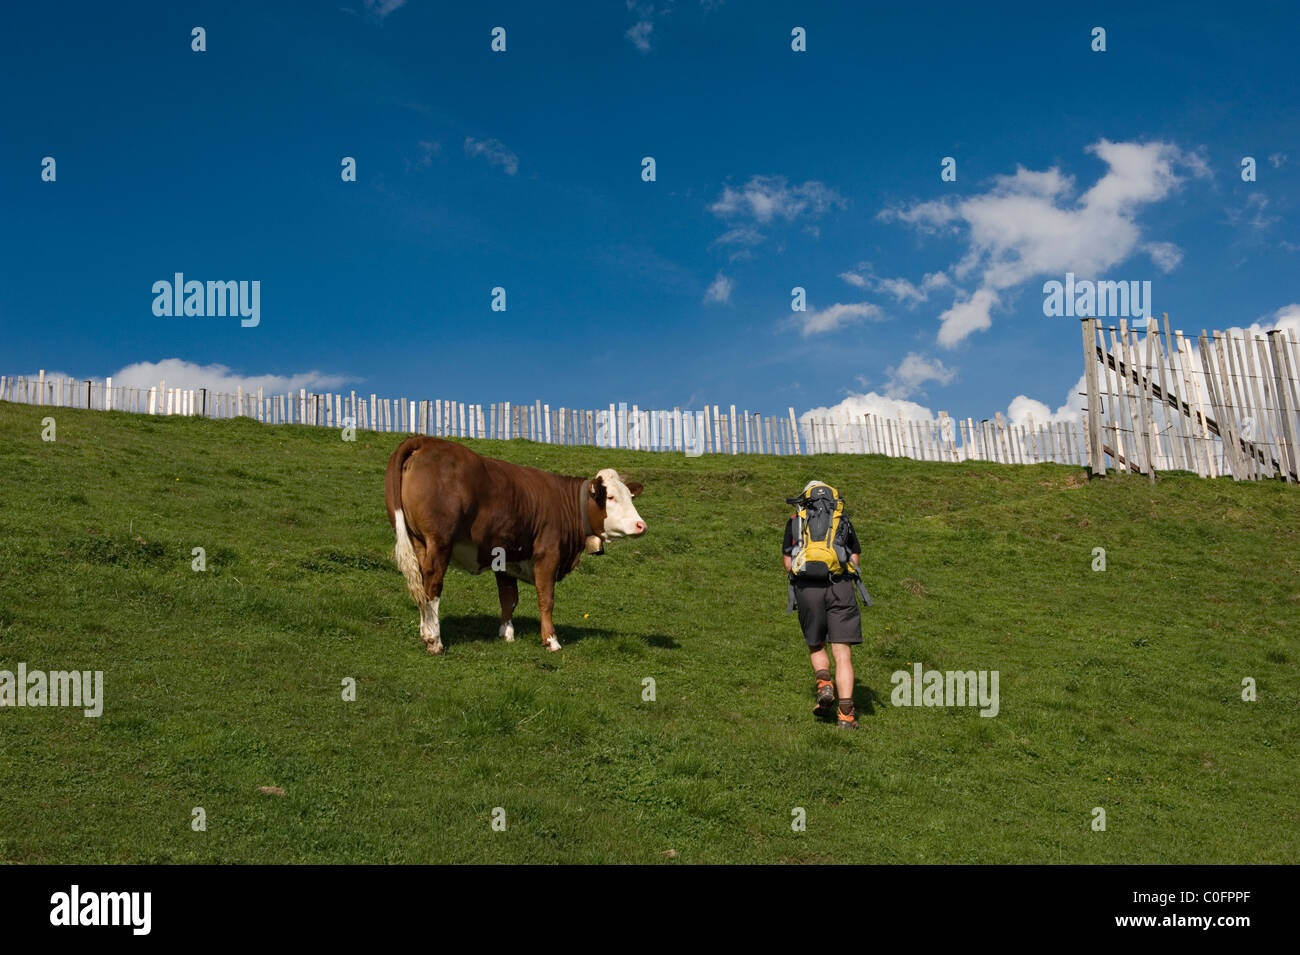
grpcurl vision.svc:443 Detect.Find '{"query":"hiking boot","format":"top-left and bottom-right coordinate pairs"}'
top-left (813, 680), bottom-right (836, 719)
top-left (835, 709), bottom-right (859, 730)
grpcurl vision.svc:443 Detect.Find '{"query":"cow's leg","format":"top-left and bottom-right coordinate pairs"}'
top-left (531, 554), bottom-right (561, 652)
top-left (494, 571), bottom-right (518, 642)
top-left (419, 540), bottom-right (450, 655)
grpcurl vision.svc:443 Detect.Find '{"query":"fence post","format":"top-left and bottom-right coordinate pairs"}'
top-left (1081, 315), bottom-right (1102, 475)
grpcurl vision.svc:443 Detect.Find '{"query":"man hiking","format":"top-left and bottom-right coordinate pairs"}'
top-left (783, 480), bottom-right (872, 730)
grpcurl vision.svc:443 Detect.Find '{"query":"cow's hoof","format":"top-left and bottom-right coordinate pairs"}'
top-left (544, 637), bottom-right (562, 652)
top-left (425, 642), bottom-right (445, 655)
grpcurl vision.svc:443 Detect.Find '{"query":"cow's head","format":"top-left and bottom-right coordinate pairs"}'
top-left (586, 469), bottom-right (646, 551)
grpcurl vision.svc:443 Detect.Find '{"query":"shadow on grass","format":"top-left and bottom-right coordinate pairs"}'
top-left (437, 613), bottom-right (678, 649)
top-left (855, 683), bottom-right (881, 716)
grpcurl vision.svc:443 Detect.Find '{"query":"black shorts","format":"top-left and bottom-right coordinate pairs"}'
top-left (794, 577), bottom-right (863, 649)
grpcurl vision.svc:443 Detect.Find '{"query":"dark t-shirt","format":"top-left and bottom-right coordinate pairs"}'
top-left (783, 515), bottom-right (861, 560)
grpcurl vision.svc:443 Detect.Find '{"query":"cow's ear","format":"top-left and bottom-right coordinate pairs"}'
top-left (589, 476), bottom-right (607, 508)
top-left (624, 481), bottom-right (643, 498)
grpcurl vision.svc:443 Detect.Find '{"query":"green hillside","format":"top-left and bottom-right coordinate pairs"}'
top-left (0, 400), bottom-right (1296, 863)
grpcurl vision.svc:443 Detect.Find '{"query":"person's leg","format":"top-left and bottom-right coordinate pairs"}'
top-left (831, 642), bottom-right (854, 704)
top-left (809, 645), bottom-right (835, 716)
top-left (827, 578), bottom-right (863, 728)
top-left (797, 583), bottom-right (835, 717)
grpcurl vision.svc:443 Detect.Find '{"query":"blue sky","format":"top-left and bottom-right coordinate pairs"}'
top-left (3, 0), bottom-right (1298, 426)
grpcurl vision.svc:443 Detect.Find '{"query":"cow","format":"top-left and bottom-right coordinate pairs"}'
top-left (383, 436), bottom-right (647, 654)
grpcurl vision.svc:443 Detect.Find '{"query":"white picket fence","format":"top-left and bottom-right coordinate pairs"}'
top-left (0, 368), bottom-right (1089, 462)
top-left (0, 372), bottom-right (800, 454)
top-left (6, 337), bottom-right (1295, 477)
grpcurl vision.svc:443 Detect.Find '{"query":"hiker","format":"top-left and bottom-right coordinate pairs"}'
top-left (783, 481), bottom-right (872, 730)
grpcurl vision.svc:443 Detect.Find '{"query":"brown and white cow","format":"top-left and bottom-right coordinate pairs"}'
top-left (383, 436), bottom-right (646, 654)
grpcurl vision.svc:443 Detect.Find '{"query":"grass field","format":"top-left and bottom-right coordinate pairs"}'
top-left (0, 399), bottom-right (1297, 864)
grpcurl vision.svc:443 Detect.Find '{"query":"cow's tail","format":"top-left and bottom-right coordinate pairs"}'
top-left (394, 509), bottom-right (425, 604)
top-left (386, 439), bottom-right (426, 605)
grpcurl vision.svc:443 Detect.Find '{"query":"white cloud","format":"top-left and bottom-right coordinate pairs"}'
top-left (878, 196), bottom-right (962, 233)
top-left (108, 359), bottom-right (352, 395)
top-left (362, 0), bottom-right (407, 19)
top-left (17, 368), bottom-right (75, 382)
top-left (405, 140), bottom-right (441, 173)
top-left (1005, 374), bottom-right (1087, 429)
top-left (710, 175), bottom-right (845, 225)
top-left (800, 392), bottom-right (938, 433)
top-left (1227, 192), bottom-right (1277, 231)
top-left (464, 137), bottom-right (519, 176)
top-left (881, 272), bottom-right (950, 306)
top-left (880, 139), bottom-right (1207, 348)
top-left (1271, 303), bottom-right (1300, 335)
top-left (884, 352), bottom-right (957, 398)
top-left (936, 289), bottom-right (1000, 348)
top-left (1269, 152), bottom-right (1288, 169)
top-left (1142, 241), bottom-right (1183, 272)
top-left (713, 226), bottom-right (764, 247)
top-left (799, 302), bottom-right (885, 336)
top-left (1225, 303), bottom-right (1300, 340)
top-left (703, 272), bottom-right (733, 304)
top-left (626, 20), bottom-right (654, 51)
top-left (839, 264), bottom-right (950, 306)
top-left (707, 176), bottom-right (845, 253)
top-left (625, 0), bottom-right (677, 52)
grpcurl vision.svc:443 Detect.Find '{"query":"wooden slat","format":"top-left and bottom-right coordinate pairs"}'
top-left (1171, 330), bottom-right (1207, 477)
top-left (1205, 332), bottom-right (1244, 480)
top-left (1102, 327), bottom-right (1124, 470)
top-left (1268, 331), bottom-right (1300, 481)
top-left (1243, 335), bottom-right (1277, 477)
top-left (1118, 321), bottom-right (1144, 474)
top-left (1135, 325), bottom-right (1156, 481)
top-left (1221, 332), bottom-right (1255, 479)
top-left (1153, 314), bottom-right (1187, 472)
top-left (1181, 332), bottom-right (1213, 476)
top-left (1283, 330), bottom-right (1300, 473)
top-left (1229, 332), bottom-right (1265, 477)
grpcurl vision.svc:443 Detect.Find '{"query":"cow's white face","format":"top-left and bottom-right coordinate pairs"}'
top-left (593, 468), bottom-right (646, 540)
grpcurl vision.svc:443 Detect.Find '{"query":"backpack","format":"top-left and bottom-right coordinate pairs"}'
top-left (786, 483), bottom-right (853, 580)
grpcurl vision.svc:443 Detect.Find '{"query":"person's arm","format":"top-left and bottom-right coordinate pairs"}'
top-left (782, 517), bottom-right (794, 572)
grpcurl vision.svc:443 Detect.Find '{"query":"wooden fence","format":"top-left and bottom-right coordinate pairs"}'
top-left (1079, 316), bottom-right (1300, 482)
top-left (5, 319), bottom-right (1298, 479)
top-left (0, 373), bottom-right (803, 455)
top-left (0, 369), bottom-right (1085, 462)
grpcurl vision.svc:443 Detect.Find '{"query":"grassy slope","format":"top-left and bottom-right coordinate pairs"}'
top-left (0, 401), bottom-right (1296, 864)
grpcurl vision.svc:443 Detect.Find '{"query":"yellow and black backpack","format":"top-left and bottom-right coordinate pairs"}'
top-left (785, 482), bottom-right (873, 610)
top-left (787, 482), bottom-right (850, 579)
